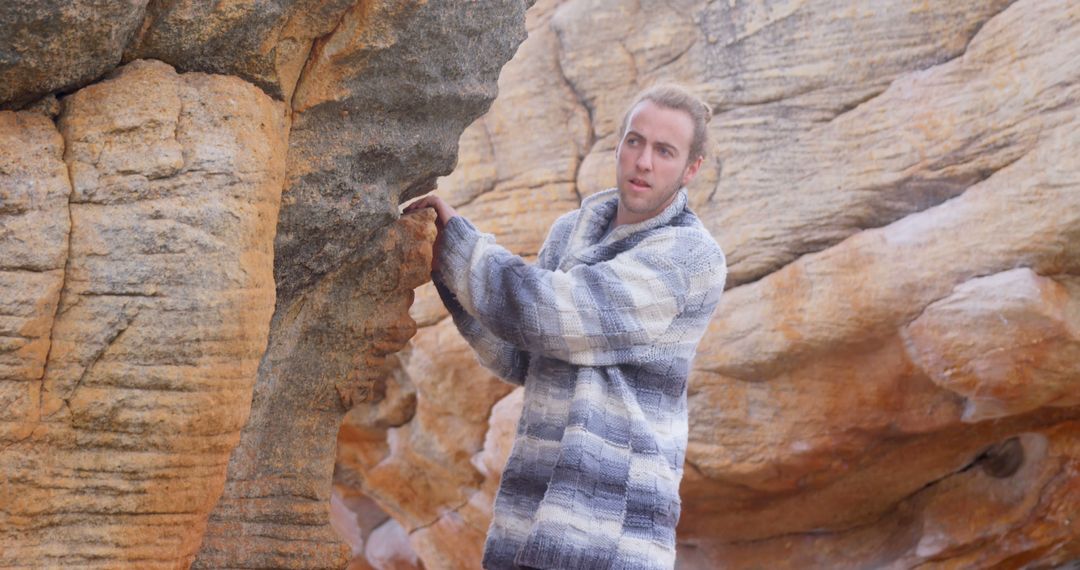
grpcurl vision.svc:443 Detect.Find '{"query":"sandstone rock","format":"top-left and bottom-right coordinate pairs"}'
top-left (0, 110), bottom-right (70, 442)
top-left (195, 2), bottom-right (531, 566)
top-left (678, 62), bottom-right (1079, 563)
top-left (556, 0), bottom-right (1016, 199)
top-left (696, 122), bottom-right (1079, 382)
top-left (193, 213), bottom-right (434, 569)
top-left (701, 0), bottom-right (1080, 287)
top-left (275, 0), bottom-right (530, 300)
top-left (365, 518), bottom-right (423, 570)
top-left (0, 59), bottom-right (288, 567)
top-left (123, 0), bottom-right (355, 101)
top-left (0, 0), bottom-right (149, 109)
top-left (0, 1), bottom-right (535, 566)
top-left (2, 0), bottom-right (1075, 566)
top-left (333, 12), bottom-right (588, 564)
top-left (334, 0), bottom-right (1080, 568)
top-left (903, 269), bottom-right (1080, 422)
top-left (338, 315), bottom-right (514, 528)
top-left (406, 387), bottom-right (524, 570)
top-left (681, 424), bottom-right (1080, 569)
top-left (439, 3), bottom-right (589, 258)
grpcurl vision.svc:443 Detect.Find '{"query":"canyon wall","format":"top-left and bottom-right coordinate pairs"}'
top-left (2, 0), bottom-right (1077, 569)
top-left (0, 1), bottom-right (528, 568)
top-left (336, 0), bottom-right (1080, 568)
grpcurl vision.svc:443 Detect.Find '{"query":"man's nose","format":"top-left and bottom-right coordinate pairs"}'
top-left (635, 148), bottom-right (652, 171)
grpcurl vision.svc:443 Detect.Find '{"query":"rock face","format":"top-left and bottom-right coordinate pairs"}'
top-left (195, 1), bottom-right (528, 567)
top-left (194, 212), bottom-right (434, 569)
top-left (123, 0), bottom-right (355, 101)
top-left (0, 59), bottom-right (288, 567)
top-left (2, 0), bottom-right (1077, 568)
top-left (0, 0), bottom-right (149, 110)
top-left (0, 1), bottom-right (529, 568)
top-left (336, 0), bottom-right (1080, 568)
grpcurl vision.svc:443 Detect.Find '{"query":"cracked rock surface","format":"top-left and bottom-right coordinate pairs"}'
top-left (0, 1), bottom-right (529, 568)
top-left (0, 59), bottom-right (288, 567)
top-left (2, 0), bottom-right (1077, 567)
top-left (334, 0), bottom-right (1080, 568)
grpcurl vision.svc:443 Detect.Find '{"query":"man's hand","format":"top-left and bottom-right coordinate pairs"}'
top-left (402, 194), bottom-right (458, 274)
top-left (403, 194), bottom-right (457, 230)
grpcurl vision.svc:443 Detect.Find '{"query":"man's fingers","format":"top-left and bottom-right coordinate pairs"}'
top-left (403, 197), bottom-right (434, 214)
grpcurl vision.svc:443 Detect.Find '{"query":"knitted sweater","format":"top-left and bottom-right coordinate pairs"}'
top-left (433, 187), bottom-right (726, 570)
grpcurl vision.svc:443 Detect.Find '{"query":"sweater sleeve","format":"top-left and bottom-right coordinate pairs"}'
top-left (436, 215), bottom-right (724, 366)
top-left (433, 276), bottom-right (530, 386)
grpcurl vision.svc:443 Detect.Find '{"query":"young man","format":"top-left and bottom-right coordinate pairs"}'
top-left (405, 85), bottom-right (726, 570)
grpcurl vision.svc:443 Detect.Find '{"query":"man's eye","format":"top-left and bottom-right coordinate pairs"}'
top-left (658, 147), bottom-right (672, 157)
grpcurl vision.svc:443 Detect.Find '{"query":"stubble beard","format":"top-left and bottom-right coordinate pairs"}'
top-left (619, 167), bottom-right (687, 218)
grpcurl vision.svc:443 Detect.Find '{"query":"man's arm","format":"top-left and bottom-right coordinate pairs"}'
top-left (433, 276), bottom-right (530, 385)
top-left (404, 194), bottom-right (536, 385)
top-left (434, 213), bottom-right (725, 367)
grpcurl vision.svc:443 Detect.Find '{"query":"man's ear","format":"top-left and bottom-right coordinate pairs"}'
top-left (682, 156), bottom-right (704, 186)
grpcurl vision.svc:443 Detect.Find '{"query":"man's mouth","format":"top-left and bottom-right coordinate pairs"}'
top-left (629, 177), bottom-right (651, 190)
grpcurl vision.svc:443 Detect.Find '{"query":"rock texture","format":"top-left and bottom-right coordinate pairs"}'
top-left (195, 2), bottom-right (529, 567)
top-left (194, 212), bottom-right (434, 569)
top-left (0, 0), bottom-right (149, 110)
top-left (336, 0), bottom-right (1080, 568)
top-left (276, 0), bottom-right (530, 300)
top-left (0, 1), bottom-right (530, 568)
top-left (3, 0), bottom-right (1077, 567)
top-left (123, 0), bottom-right (355, 101)
top-left (0, 59), bottom-right (288, 567)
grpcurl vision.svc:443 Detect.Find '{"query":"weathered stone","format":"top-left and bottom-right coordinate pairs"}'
top-left (365, 518), bottom-right (423, 570)
top-left (276, 0), bottom-right (530, 300)
top-left (0, 0), bottom-right (534, 566)
top-left (333, 0), bottom-right (1080, 568)
top-left (0, 0), bottom-right (149, 109)
top-left (194, 1), bottom-right (531, 565)
top-left (697, 122), bottom-right (1079, 382)
top-left (0, 110), bottom-right (70, 442)
top-left (680, 424), bottom-right (1080, 569)
top-left (3, 0), bottom-right (1076, 566)
top-left (558, 0), bottom-right (1015, 198)
top-left (193, 213), bottom-right (434, 569)
top-left (903, 269), bottom-right (1080, 422)
top-left (337, 314), bottom-right (514, 526)
top-left (0, 59), bottom-right (288, 567)
top-left (332, 11), bottom-right (586, 564)
top-left (700, 0), bottom-right (1080, 287)
top-left (677, 80), bottom-right (1079, 564)
top-left (123, 0), bottom-right (355, 101)
top-left (438, 4), bottom-right (589, 258)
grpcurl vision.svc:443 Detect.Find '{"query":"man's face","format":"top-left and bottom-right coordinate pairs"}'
top-left (614, 100), bottom-right (702, 226)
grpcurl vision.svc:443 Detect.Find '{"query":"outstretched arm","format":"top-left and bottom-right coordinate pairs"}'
top-left (433, 277), bottom-right (530, 385)
top-left (434, 213), bottom-right (724, 367)
top-left (405, 194), bottom-right (530, 384)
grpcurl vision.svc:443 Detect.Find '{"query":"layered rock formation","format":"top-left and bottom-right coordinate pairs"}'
top-left (336, 0), bottom-right (1080, 568)
top-left (1, 59), bottom-right (288, 566)
top-left (0, 1), bottom-right (528, 568)
top-left (3, 0), bottom-right (1077, 568)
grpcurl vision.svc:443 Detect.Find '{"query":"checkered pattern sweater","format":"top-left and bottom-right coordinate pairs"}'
top-left (433, 187), bottom-right (726, 570)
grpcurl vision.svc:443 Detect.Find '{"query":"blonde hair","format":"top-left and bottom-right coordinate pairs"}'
top-left (618, 84), bottom-right (713, 162)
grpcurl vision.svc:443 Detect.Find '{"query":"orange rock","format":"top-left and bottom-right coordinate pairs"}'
top-left (0, 110), bottom-right (69, 443)
top-left (903, 269), bottom-right (1080, 422)
top-left (333, 0), bottom-right (1080, 568)
top-left (0, 59), bottom-right (288, 567)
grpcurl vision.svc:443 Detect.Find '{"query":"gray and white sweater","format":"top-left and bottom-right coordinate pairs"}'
top-left (433, 187), bottom-right (726, 570)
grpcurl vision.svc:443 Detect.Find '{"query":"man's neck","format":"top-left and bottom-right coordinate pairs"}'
top-left (613, 193), bottom-right (679, 227)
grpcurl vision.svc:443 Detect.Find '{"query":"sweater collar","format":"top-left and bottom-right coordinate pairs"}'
top-left (562, 187), bottom-right (688, 267)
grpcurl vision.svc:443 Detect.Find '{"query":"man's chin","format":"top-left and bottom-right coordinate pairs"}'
top-left (618, 197), bottom-right (659, 216)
